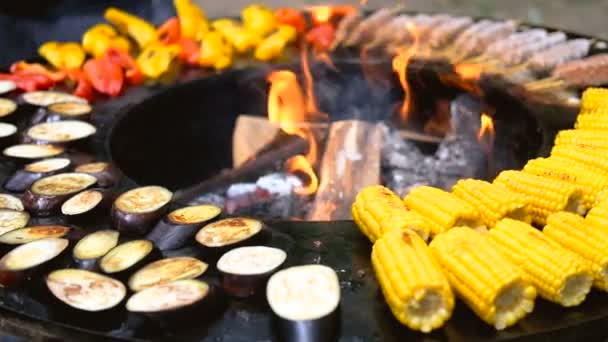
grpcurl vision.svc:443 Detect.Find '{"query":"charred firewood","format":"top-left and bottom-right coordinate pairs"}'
top-left (428, 16), bottom-right (474, 49)
top-left (342, 7), bottom-right (399, 47)
top-left (528, 39), bottom-right (592, 73)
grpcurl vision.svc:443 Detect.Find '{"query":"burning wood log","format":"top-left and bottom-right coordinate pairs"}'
top-left (307, 120), bottom-right (383, 220)
top-left (232, 115), bottom-right (280, 167)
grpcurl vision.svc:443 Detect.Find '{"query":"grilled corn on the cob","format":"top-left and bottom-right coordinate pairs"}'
top-left (353, 185), bottom-right (431, 242)
top-left (430, 227), bottom-right (536, 330)
top-left (451, 179), bottom-right (531, 228)
top-left (554, 130), bottom-right (608, 151)
top-left (489, 219), bottom-right (592, 306)
top-left (493, 170), bottom-right (586, 224)
top-left (551, 145), bottom-right (608, 174)
top-left (372, 229), bottom-right (454, 332)
top-left (544, 212), bottom-right (608, 290)
top-left (580, 87), bottom-right (608, 112)
top-left (403, 185), bottom-right (485, 236)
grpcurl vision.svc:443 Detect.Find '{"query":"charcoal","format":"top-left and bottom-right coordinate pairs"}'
top-left (528, 39), bottom-right (592, 73)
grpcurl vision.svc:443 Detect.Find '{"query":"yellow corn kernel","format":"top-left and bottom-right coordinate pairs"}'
top-left (352, 185), bottom-right (431, 242)
top-left (551, 145), bottom-right (608, 175)
top-left (372, 229), bottom-right (454, 332)
top-left (580, 87), bottom-right (608, 112)
top-left (575, 114), bottom-right (608, 130)
top-left (523, 157), bottom-right (608, 208)
top-left (430, 227), bottom-right (536, 330)
top-left (403, 185), bottom-right (484, 235)
top-left (490, 218), bottom-right (592, 306)
top-left (451, 179), bottom-right (531, 228)
top-left (493, 170), bottom-right (586, 225)
top-left (544, 212), bottom-right (608, 290)
top-left (554, 129), bottom-right (608, 151)
top-left (585, 206), bottom-right (608, 228)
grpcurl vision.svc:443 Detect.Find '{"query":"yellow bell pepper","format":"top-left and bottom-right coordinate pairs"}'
top-left (136, 42), bottom-right (182, 79)
top-left (105, 8), bottom-right (158, 48)
top-left (82, 24), bottom-right (131, 57)
top-left (174, 0), bottom-right (209, 41)
top-left (39, 42), bottom-right (86, 70)
top-left (242, 4), bottom-right (276, 37)
top-left (254, 25), bottom-right (297, 61)
top-left (199, 31), bottom-right (233, 70)
top-left (211, 19), bottom-right (261, 54)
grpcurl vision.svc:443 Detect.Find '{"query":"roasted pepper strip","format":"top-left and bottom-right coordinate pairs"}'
top-left (212, 19), bottom-right (261, 53)
top-left (105, 48), bottom-right (145, 85)
top-left (158, 17), bottom-right (181, 45)
top-left (66, 69), bottom-right (94, 101)
top-left (82, 24), bottom-right (131, 57)
top-left (199, 31), bottom-right (233, 70)
top-left (0, 73), bottom-right (54, 91)
top-left (305, 23), bottom-right (335, 53)
top-left (10, 61), bottom-right (66, 82)
top-left (83, 57), bottom-right (124, 97)
top-left (178, 38), bottom-right (201, 65)
top-left (275, 8), bottom-right (306, 33)
top-left (104, 8), bottom-right (158, 48)
top-left (137, 42), bottom-right (182, 79)
top-left (255, 25), bottom-right (297, 61)
top-left (39, 42), bottom-right (86, 70)
top-left (174, 0), bottom-right (209, 41)
top-left (242, 4), bottom-right (276, 37)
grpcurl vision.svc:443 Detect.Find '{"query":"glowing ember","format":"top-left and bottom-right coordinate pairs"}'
top-left (477, 113), bottom-right (495, 153)
top-left (286, 155), bottom-right (319, 195)
top-left (309, 6), bottom-right (332, 25)
top-left (455, 63), bottom-right (484, 80)
top-left (392, 23), bottom-right (421, 122)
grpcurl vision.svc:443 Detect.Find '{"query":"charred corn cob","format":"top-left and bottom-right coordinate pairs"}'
top-left (551, 145), bottom-right (608, 174)
top-left (403, 185), bottom-right (484, 235)
top-left (554, 129), bottom-right (608, 151)
top-left (493, 170), bottom-right (586, 225)
top-left (430, 227), bottom-right (536, 330)
top-left (372, 229), bottom-right (454, 332)
top-left (523, 157), bottom-right (608, 208)
top-left (451, 179), bottom-right (531, 228)
top-left (353, 185), bottom-right (431, 242)
top-left (544, 212), bottom-right (608, 290)
top-left (490, 219), bottom-right (592, 306)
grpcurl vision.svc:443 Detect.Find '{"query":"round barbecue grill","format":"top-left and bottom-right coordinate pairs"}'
top-left (1, 7), bottom-right (608, 342)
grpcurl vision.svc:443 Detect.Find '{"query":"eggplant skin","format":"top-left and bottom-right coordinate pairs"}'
top-left (111, 207), bottom-right (167, 236)
top-left (75, 163), bottom-right (121, 188)
top-left (273, 309), bottom-right (340, 342)
top-left (147, 219), bottom-right (199, 251)
top-left (22, 190), bottom-right (69, 217)
top-left (4, 171), bottom-right (44, 193)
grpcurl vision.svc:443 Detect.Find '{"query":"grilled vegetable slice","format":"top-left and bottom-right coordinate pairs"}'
top-left (430, 227), bottom-right (536, 330)
top-left (195, 217), bottom-right (265, 253)
top-left (74, 162), bottom-right (121, 188)
top-left (266, 265), bottom-right (340, 342)
top-left (128, 256), bottom-right (208, 292)
top-left (0, 194), bottom-right (24, 211)
top-left (372, 229), bottom-right (454, 333)
top-left (99, 240), bottom-right (158, 280)
top-left (112, 186), bottom-right (172, 235)
top-left (46, 269), bottom-right (126, 312)
top-left (72, 230), bottom-right (120, 271)
top-left (23, 173), bottom-right (97, 216)
top-left (4, 158), bottom-right (71, 192)
top-left (3, 144), bottom-right (65, 160)
top-left (61, 189), bottom-right (112, 223)
top-left (0, 238), bottom-right (69, 287)
top-left (0, 209), bottom-right (30, 236)
top-left (352, 185), bottom-right (431, 242)
top-left (0, 98), bottom-right (17, 118)
top-left (489, 218), bottom-right (592, 306)
top-left (0, 225), bottom-right (71, 245)
top-left (0, 80), bottom-right (16, 96)
top-left (0, 122), bottom-right (17, 143)
top-left (147, 204), bottom-right (221, 251)
top-left (47, 102), bottom-right (93, 122)
top-left (26, 121), bottom-right (96, 144)
top-left (218, 246), bottom-right (286, 298)
top-left (20, 91), bottom-right (87, 107)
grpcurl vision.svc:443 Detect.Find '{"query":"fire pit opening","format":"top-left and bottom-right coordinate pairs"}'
top-left (109, 58), bottom-right (545, 221)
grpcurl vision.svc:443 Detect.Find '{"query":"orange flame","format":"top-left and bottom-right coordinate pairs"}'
top-left (308, 6), bottom-right (333, 25)
top-left (455, 63), bottom-right (484, 80)
top-left (301, 43), bottom-right (319, 114)
top-left (477, 113), bottom-right (495, 153)
top-left (392, 23), bottom-right (420, 122)
top-left (285, 155), bottom-right (319, 195)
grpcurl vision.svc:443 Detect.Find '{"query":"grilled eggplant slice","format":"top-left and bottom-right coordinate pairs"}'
top-left (0, 194), bottom-right (24, 211)
top-left (0, 209), bottom-right (30, 236)
top-left (23, 173), bottom-right (97, 216)
top-left (217, 246), bottom-right (286, 298)
top-left (99, 240), bottom-right (158, 280)
top-left (32, 102), bottom-right (93, 124)
top-left (0, 98), bottom-right (17, 119)
top-left (0, 238), bottom-right (69, 287)
top-left (266, 265), bottom-right (341, 342)
top-left (0, 225), bottom-right (71, 245)
top-left (4, 158), bottom-right (71, 192)
top-left (3, 144), bottom-right (65, 160)
top-left (74, 162), bottom-right (121, 188)
top-left (0, 81), bottom-right (16, 96)
top-left (20, 91), bottom-right (87, 108)
top-left (112, 186), bottom-right (172, 236)
top-left (0, 122), bottom-right (17, 149)
top-left (72, 230), bottom-right (120, 271)
top-left (25, 120), bottom-right (96, 145)
top-left (195, 217), bottom-right (265, 255)
top-left (128, 256), bottom-right (208, 292)
top-left (147, 204), bottom-right (221, 251)
top-left (61, 189), bottom-right (113, 223)
top-left (126, 279), bottom-right (214, 326)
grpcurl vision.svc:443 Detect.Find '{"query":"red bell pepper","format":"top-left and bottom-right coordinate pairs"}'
top-left (305, 23), bottom-right (335, 53)
top-left (66, 69), bottom-right (94, 101)
top-left (83, 57), bottom-right (124, 97)
top-left (0, 73), bottom-right (54, 91)
top-left (178, 38), bottom-right (200, 65)
top-left (158, 17), bottom-right (181, 45)
top-left (275, 8), bottom-right (306, 33)
top-left (104, 48), bottom-right (145, 85)
top-left (10, 61), bottom-right (66, 82)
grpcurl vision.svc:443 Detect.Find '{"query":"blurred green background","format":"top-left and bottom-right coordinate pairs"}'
top-left (196, 0), bottom-right (608, 38)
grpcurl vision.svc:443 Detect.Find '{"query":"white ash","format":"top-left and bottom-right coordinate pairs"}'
top-left (256, 173), bottom-right (302, 196)
top-left (227, 183), bottom-right (258, 198)
top-left (188, 193), bottom-right (225, 208)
